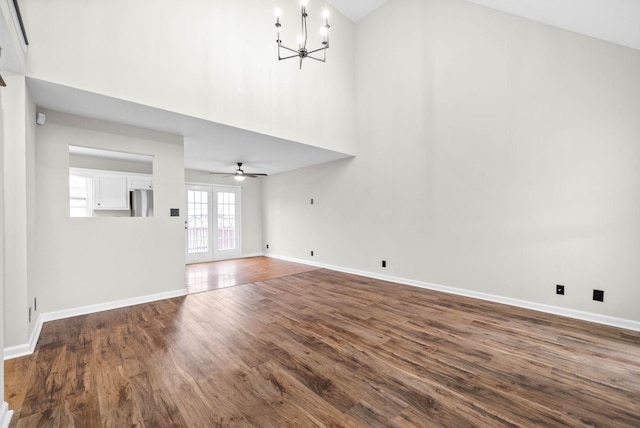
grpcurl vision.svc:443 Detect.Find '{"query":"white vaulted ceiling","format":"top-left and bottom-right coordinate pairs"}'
top-left (15, 0), bottom-right (640, 176)
top-left (329, 0), bottom-right (640, 50)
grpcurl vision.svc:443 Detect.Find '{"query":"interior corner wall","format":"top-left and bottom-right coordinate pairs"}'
top-left (21, 0), bottom-right (357, 156)
top-left (33, 112), bottom-right (186, 325)
top-left (262, 0), bottom-right (640, 323)
top-left (184, 169), bottom-right (263, 257)
top-left (25, 84), bottom-right (37, 342)
top-left (2, 74), bottom-right (31, 348)
top-left (0, 72), bottom-right (7, 410)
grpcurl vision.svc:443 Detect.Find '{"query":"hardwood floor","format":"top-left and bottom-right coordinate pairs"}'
top-left (5, 264), bottom-right (640, 427)
top-left (186, 257), bottom-right (320, 293)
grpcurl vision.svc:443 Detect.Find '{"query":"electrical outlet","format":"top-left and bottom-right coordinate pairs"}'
top-left (266, 244), bottom-right (269, 249)
top-left (310, 250), bottom-right (314, 256)
top-left (593, 289), bottom-right (604, 302)
top-left (310, 198), bottom-right (314, 205)
top-left (556, 284), bottom-right (565, 295)
top-left (382, 260), bottom-right (387, 268)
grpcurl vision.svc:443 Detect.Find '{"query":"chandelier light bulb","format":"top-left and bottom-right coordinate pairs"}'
top-left (322, 10), bottom-right (330, 19)
top-left (300, 0), bottom-right (308, 6)
top-left (275, 8), bottom-right (281, 18)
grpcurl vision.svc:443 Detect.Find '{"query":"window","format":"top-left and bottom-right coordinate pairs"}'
top-left (69, 174), bottom-right (93, 217)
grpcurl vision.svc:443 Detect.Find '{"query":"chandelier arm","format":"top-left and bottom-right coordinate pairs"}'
top-left (306, 46), bottom-right (328, 55)
top-left (279, 53), bottom-right (302, 61)
top-left (306, 55), bottom-right (326, 63)
top-left (278, 44), bottom-right (300, 54)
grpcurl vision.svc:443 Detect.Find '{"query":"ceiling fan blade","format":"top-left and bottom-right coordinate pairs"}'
top-left (210, 163), bottom-right (267, 178)
top-left (0, 73), bottom-right (6, 87)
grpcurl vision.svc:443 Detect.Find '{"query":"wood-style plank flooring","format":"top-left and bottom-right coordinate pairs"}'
top-left (5, 260), bottom-right (640, 427)
top-left (186, 257), bottom-right (320, 294)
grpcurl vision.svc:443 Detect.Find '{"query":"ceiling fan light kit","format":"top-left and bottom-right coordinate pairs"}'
top-left (275, 0), bottom-right (330, 69)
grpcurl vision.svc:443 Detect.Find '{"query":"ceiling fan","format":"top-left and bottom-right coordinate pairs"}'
top-left (210, 162), bottom-right (268, 182)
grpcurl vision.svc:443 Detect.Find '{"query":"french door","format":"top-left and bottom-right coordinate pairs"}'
top-left (186, 184), bottom-right (241, 264)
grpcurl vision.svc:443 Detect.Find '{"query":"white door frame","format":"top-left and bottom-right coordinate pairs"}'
top-left (185, 183), bottom-right (242, 264)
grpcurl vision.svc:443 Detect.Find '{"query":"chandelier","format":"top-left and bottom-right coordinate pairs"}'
top-left (275, 0), bottom-right (330, 69)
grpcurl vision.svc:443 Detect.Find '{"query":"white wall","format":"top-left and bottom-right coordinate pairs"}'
top-left (25, 81), bottom-right (37, 348)
top-left (69, 154), bottom-right (153, 175)
top-left (0, 66), bottom-right (6, 418)
top-left (1, 1), bottom-right (27, 418)
top-left (33, 112), bottom-right (186, 331)
top-left (263, 0), bottom-right (640, 323)
top-left (21, 0), bottom-right (357, 156)
top-left (185, 169), bottom-right (263, 257)
top-left (2, 74), bottom-right (33, 348)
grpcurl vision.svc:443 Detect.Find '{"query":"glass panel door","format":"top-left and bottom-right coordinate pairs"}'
top-left (186, 187), bottom-right (212, 263)
top-left (215, 191), bottom-right (240, 259)
top-left (185, 185), bottom-right (241, 264)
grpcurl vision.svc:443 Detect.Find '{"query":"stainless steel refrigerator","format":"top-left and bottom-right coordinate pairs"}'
top-left (130, 189), bottom-right (154, 217)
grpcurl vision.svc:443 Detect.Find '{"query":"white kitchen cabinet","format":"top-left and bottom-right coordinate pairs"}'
top-left (128, 176), bottom-right (153, 190)
top-left (94, 174), bottom-right (129, 210)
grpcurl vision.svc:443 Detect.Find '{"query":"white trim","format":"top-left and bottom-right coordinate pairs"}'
top-left (3, 288), bottom-right (187, 360)
top-left (7, 254), bottom-right (639, 362)
top-left (0, 402), bottom-right (13, 428)
top-left (185, 253), bottom-right (266, 266)
top-left (266, 254), bottom-right (640, 332)
top-left (241, 252), bottom-right (264, 259)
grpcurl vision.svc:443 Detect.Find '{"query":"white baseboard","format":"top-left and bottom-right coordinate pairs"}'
top-left (242, 252), bottom-right (264, 258)
top-left (0, 402), bottom-right (13, 428)
top-left (3, 288), bottom-right (187, 360)
top-left (186, 253), bottom-right (265, 265)
top-left (267, 254), bottom-right (640, 332)
top-left (6, 254), bottom-right (639, 362)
